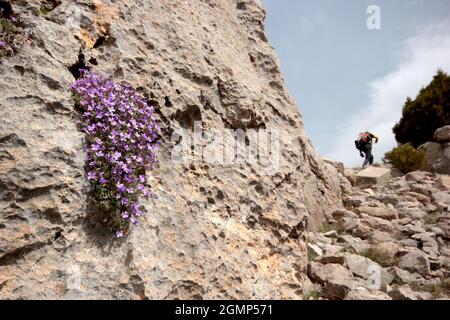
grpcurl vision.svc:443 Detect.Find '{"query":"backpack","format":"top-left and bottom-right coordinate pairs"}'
top-left (354, 132), bottom-right (369, 151)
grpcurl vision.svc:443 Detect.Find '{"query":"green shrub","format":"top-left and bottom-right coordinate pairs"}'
top-left (360, 247), bottom-right (393, 267)
top-left (0, 14), bottom-right (26, 60)
top-left (384, 144), bottom-right (426, 173)
top-left (0, 18), bottom-right (15, 32)
top-left (303, 290), bottom-right (321, 300)
top-left (393, 69), bottom-right (450, 147)
top-left (39, 5), bottom-right (50, 15)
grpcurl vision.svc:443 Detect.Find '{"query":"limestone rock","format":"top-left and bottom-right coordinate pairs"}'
top-left (398, 251), bottom-right (431, 277)
top-left (344, 169), bottom-right (357, 186)
top-left (434, 125), bottom-right (450, 143)
top-left (438, 175), bottom-right (450, 190)
top-left (323, 158), bottom-right (345, 175)
top-left (344, 287), bottom-right (392, 300)
top-left (356, 167), bottom-right (391, 187)
top-left (307, 262), bottom-right (353, 284)
top-left (0, 0), bottom-right (342, 299)
top-left (388, 285), bottom-right (432, 300)
top-left (357, 206), bottom-right (399, 221)
top-left (421, 142), bottom-right (450, 175)
top-left (388, 267), bottom-right (425, 285)
top-left (322, 278), bottom-right (367, 300)
top-left (307, 243), bottom-right (323, 258)
top-left (344, 253), bottom-right (393, 288)
top-left (405, 171), bottom-right (430, 182)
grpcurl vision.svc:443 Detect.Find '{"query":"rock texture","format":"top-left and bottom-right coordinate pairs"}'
top-left (306, 170), bottom-right (450, 300)
top-left (356, 167), bottom-right (391, 187)
top-left (421, 126), bottom-right (450, 175)
top-left (0, 0), bottom-right (343, 299)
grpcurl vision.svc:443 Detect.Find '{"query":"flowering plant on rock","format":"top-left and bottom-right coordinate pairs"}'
top-left (71, 71), bottom-right (160, 237)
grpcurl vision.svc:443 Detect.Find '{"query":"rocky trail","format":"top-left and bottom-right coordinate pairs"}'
top-left (305, 166), bottom-right (450, 300)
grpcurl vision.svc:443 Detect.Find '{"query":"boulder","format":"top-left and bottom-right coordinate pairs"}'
top-left (438, 175), bottom-right (450, 190)
top-left (321, 244), bottom-right (345, 255)
top-left (344, 169), bottom-right (357, 186)
top-left (421, 142), bottom-right (450, 175)
top-left (307, 243), bottom-right (323, 258)
top-left (411, 233), bottom-right (439, 257)
top-left (336, 235), bottom-right (371, 254)
top-left (388, 267), bottom-right (425, 285)
top-left (405, 171), bottom-right (429, 182)
top-left (434, 125), bottom-right (450, 143)
top-left (377, 193), bottom-right (401, 206)
top-left (373, 241), bottom-right (402, 262)
top-left (307, 262), bottom-right (353, 284)
top-left (316, 254), bottom-right (346, 265)
top-left (356, 167), bottom-right (391, 187)
top-left (332, 208), bottom-right (358, 220)
top-left (405, 192), bottom-right (431, 205)
top-left (398, 251), bottom-right (431, 277)
top-left (343, 253), bottom-right (393, 289)
top-left (322, 278), bottom-right (367, 300)
top-left (344, 287), bottom-right (392, 300)
top-left (357, 206), bottom-right (399, 221)
top-left (360, 215), bottom-right (395, 233)
top-left (323, 158), bottom-right (345, 174)
top-left (344, 195), bottom-right (366, 207)
top-left (388, 285), bottom-right (432, 300)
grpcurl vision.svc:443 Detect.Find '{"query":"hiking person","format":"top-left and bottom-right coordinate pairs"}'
top-left (355, 132), bottom-right (379, 167)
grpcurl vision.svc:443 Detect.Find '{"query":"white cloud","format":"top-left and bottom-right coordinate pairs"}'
top-left (325, 22), bottom-right (450, 167)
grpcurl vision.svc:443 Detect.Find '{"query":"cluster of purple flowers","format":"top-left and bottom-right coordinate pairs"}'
top-left (71, 71), bottom-right (160, 237)
top-left (0, 12), bottom-right (21, 57)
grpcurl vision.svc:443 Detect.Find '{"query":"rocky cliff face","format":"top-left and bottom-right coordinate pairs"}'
top-left (0, 0), bottom-right (343, 299)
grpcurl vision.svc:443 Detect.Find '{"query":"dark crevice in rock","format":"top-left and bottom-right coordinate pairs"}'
top-left (236, 2), bottom-right (247, 10)
top-left (40, 74), bottom-right (63, 90)
top-left (68, 52), bottom-right (88, 79)
top-left (0, 1), bottom-right (13, 18)
top-left (0, 133), bottom-right (27, 148)
top-left (164, 96), bottom-right (173, 108)
top-left (53, 230), bottom-right (62, 241)
top-left (88, 57), bottom-right (98, 65)
top-left (45, 101), bottom-right (72, 115)
top-left (93, 36), bottom-right (106, 49)
top-left (18, 184), bottom-right (63, 202)
top-left (174, 105), bottom-right (202, 129)
top-left (13, 65), bottom-right (25, 76)
top-left (0, 242), bottom-right (47, 266)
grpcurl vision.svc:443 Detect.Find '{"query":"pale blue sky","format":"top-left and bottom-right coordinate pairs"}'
top-left (262, 0), bottom-right (450, 165)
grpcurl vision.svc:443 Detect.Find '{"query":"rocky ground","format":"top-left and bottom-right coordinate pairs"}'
top-left (304, 169), bottom-right (450, 300)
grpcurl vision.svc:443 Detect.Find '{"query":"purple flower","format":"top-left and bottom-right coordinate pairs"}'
top-left (117, 183), bottom-right (126, 192)
top-left (87, 171), bottom-right (96, 180)
top-left (116, 230), bottom-right (124, 238)
top-left (71, 71), bottom-right (159, 237)
top-left (112, 151), bottom-right (121, 161)
top-left (0, 40), bottom-right (6, 48)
